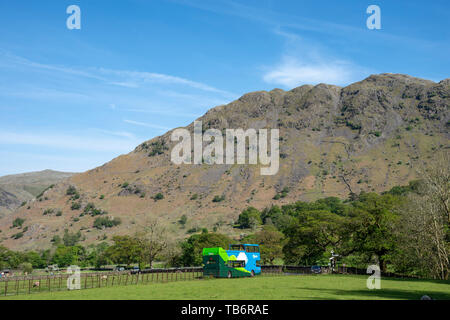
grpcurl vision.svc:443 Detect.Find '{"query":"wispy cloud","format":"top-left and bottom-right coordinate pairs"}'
top-left (0, 51), bottom-right (235, 98)
top-left (123, 119), bottom-right (171, 131)
top-left (263, 29), bottom-right (370, 87)
top-left (0, 131), bottom-right (139, 153)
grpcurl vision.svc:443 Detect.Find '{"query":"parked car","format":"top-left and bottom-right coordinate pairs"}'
top-left (114, 265), bottom-right (126, 271)
top-left (311, 266), bottom-right (322, 274)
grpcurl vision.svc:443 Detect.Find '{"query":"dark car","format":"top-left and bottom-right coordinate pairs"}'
top-left (311, 266), bottom-right (322, 274)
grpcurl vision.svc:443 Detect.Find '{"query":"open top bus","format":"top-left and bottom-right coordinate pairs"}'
top-left (202, 244), bottom-right (261, 278)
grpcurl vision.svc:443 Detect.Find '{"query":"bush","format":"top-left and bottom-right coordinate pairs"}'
top-left (84, 203), bottom-right (107, 216)
top-left (66, 186), bottom-right (77, 196)
top-left (43, 208), bottom-right (54, 215)
top-left (71, 202), bottom-right (81, 210)
top-left (179, 215), bottom-right (188, 227)
top-left (11, 232), bottom-right (24, 239)
top-left (12, 218), bottom-right (25, 228)
top-left (212, 195), bottom-right (225, 203)
top-left (93, 217), bottom-right (121, 229)
top-left (153, 193), bottom-right (164, 201)
top-left (148, 140), bottom-right (168, 157)
top-left (190, 194), bottom-right (198, 200)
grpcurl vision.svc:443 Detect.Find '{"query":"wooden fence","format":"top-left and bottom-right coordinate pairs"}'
top-left (0, 265), bottom-right (415, 297)
top-left (0, 267), bottom-right (203, 297)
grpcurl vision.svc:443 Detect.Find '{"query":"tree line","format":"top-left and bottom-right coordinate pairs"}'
top-left (1, 155), bottom-right (448, 280)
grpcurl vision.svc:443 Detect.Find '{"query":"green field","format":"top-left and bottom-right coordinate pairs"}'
top-left (1, 275), bottom-right (449, 300)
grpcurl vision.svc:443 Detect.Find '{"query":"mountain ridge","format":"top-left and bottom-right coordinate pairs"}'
top-left (1, 73), bottom-right (448, 251)
top-left (0, 170), bottom-right (75, 218)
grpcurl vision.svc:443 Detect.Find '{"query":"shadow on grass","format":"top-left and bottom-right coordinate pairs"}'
top-left (377, 276), bottom-right (450, 286)
top-left (299, 287), bottom-right (450, 300)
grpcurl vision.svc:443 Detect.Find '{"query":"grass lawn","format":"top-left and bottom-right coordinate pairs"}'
top-left (2, 274), bottom-right (449, 300)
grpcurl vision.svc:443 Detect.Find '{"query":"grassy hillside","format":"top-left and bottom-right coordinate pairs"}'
top-left (2, 275), bottom-right (450, 300)
top-left (1, 74), bottom-right (448, 251)
top-left (0, 170), bottom-right (75, 217)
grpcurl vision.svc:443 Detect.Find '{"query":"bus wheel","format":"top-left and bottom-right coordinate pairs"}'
top-left (227, 271), bottom-right (232, 278)
top-left (251, 270), bottom-right (255, 277)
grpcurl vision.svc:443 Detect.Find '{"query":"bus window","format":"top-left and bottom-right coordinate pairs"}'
top-left (230, 245), bottom-right (244, 251)
top-left (228, 260), bottom-right (245, 268)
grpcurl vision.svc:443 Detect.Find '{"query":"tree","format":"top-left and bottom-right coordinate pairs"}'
top-left (19, 262), bottom-right (33, 274)
top-left (52, 245), bottom-right (85, 267)
top-left (283, 210), bottom-right (350, 265)
top-left (179, 232), bottom-right (232, 266)
top-left (237, 207), bottom-right (262, 229)
top-left (245, 226), bottom-right (284, 264)
top-left (87, 242), bottom-right (110, 269)
top-left (135, 219), bottom-right (168, 269)
top-left (63, 229), bottom-right (82, 246)
top-left (392, 153), bottom-right (449, 279)
top-left (23, 251), bottom-right (45, 268)
top-left (346, 192), bottom-right (398, 272)
top-left (106, 236), bottom-right (141, 267)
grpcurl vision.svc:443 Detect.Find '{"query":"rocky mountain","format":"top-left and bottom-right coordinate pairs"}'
top-left (1, 74), bottom-right (448, 251)
top-left (0, 170), bottom-right (75, 217)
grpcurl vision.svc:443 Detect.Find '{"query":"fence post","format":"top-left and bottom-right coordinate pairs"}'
top-left (4, 280), bottom-right (7, 296)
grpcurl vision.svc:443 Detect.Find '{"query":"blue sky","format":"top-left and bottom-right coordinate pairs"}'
top-left (0, 0), bottom-right (448, 176)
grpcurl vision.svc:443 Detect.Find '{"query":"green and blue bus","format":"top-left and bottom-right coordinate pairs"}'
top-left (202, 244), bottom-right (261, 278)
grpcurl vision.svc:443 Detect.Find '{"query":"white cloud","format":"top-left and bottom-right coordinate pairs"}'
top-left (263, 29), bottom-right (371, 88)
top-left (263, 56), bottom-right (360, 87)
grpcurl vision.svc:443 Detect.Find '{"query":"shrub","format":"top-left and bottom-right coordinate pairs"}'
top-left (84, 203), bottom-right (107, 216)
top-left (212, 195), bottom-right (225, 203)
top-left (43, 208), bottom-right (54, 215)
top-left (12, 218), bottom-right (25, 228)
top-left (93, 217), bottom-right (121, 229)
top-left (179, 215), bottom-right (188, 227)
top-left (153, 193), bottom-right (164, 201)
top-left (190, 194), bottom-right (198, 200)
top-left (71, 202), bottom-right (81, 210)
top-left (66, 186), bottom-right (77, 196)
top-left (148, 140), bottom-right (168, 157)
top-left (11, 232), bottom-right (24, 239)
